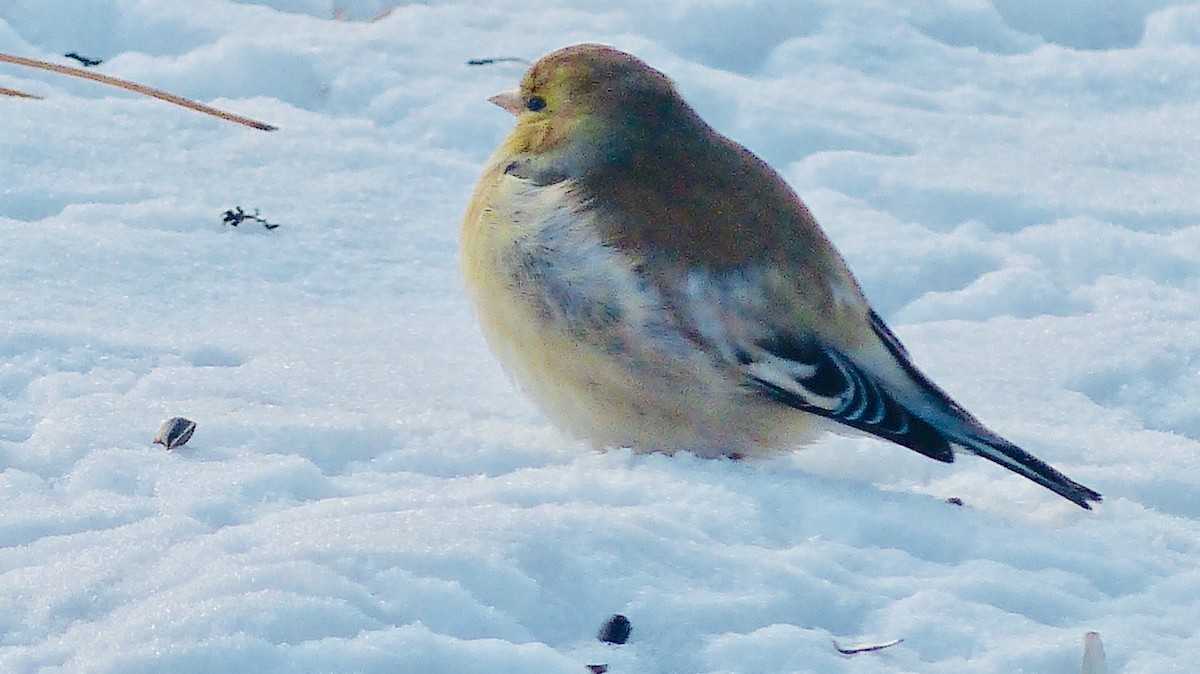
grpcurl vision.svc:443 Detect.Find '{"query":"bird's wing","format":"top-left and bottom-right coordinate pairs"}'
top-left (734, 327), bottom-right (955, 462)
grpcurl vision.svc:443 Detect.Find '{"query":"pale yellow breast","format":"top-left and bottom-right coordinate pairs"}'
top-left (461, 165), bottom-right (659, 447)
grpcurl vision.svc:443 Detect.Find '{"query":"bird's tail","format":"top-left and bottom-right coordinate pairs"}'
top-left (866, 311), bottom-right (1102, 509)
top-left (955, 432), bottom-right (1102, 509)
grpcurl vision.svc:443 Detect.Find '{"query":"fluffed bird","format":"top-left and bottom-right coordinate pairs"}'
top-left (461, 43), bottom-right (1101, 509)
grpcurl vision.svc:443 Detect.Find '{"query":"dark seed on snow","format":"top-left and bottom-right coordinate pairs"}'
top-left (154, 417), bottom-right (196, 450)
top-left (598, 614), bottom-right (631, 644)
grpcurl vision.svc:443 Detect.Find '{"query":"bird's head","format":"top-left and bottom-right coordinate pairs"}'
top-left (490, 44), bottom-right (696, 168)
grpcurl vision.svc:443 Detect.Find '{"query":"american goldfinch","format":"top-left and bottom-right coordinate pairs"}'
top-left (462, 43), bottom-right (1101, 509)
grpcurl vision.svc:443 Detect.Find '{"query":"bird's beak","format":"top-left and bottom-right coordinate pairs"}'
top-left (488, 88), bottom-right (523, 116)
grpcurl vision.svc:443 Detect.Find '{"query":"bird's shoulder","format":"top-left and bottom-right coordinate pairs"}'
top-left (594, 136), bottom-right (815, 264)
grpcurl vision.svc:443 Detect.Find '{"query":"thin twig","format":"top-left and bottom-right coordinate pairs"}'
top-left (0, 52), bottom-right (277, 131)
top-left (832, 638), bottom-right (904, 655)
top-left (63, 52), bottom-right (102, 67)
top-left (0, 85), bottom-right (41, 99)
top-left (467, 56), bottom-right (531, 66)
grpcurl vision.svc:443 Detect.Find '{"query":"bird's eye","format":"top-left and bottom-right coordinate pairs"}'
top-left (526, 96), bottom-right (547, 112)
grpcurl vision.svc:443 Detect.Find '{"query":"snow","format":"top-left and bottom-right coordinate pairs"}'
top-left (1, 1), bottom-right (1198, 672)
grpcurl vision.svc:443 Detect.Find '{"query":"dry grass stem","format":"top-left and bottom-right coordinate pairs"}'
top-left (0, 85), bottom-right (42, 99)
top-left (832, 638), bottom-right (904, 655)
top-left (0, 52), bottom-right (277, 131)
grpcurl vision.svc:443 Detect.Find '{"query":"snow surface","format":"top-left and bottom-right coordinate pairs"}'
top-left (2, 1), bottom-right (1200, 672)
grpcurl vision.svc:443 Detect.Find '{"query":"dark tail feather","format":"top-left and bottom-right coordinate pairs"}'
top-left (958, 434), bottom-right (1102, 509)
top-left (867, 310), bottom-right (1101, 509)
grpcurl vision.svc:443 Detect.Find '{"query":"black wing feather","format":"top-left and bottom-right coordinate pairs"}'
top-left (742, 334), bottom-right (954, 463)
